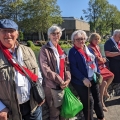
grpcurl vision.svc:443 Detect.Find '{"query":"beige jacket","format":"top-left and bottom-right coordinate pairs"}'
top-left (0, 44), bottom-right (39, 120)
top-left (39, 42), bottom-right (71, 89)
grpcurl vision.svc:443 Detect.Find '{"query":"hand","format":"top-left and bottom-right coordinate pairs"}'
top-left (0, 108), bottom-right (8, 120)
top-left (38, 99), bottom-right (45, 106)
top-left (83, 78), bottom-right (92, 87)
top-left (103, 58), bottom-right (106, 63)
top-left (64, 80), bottom-right (70, 87)
top-left (60, 82), bottom-right (66, 89)
top-left (60, 80), bottom-right (70, 89)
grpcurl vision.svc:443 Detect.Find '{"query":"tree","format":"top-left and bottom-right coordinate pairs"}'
top-left (0, 0), bottom-right (63, 40)
top-left (0, 0), bottom-right (23, 22)
top-left (19, 0), bottom-right (63, 40)
top-left (19, 30), bottom-right (24, 41)
top-left (80, 16), bottom-right (84, 20)
top-left (83, 0), bottom-right (120, 36)
top-left (83, 0), bottom-right (109, 32)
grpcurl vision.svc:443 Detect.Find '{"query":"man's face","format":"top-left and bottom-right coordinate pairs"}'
top-left (0, 28), bottom-right (19, 49)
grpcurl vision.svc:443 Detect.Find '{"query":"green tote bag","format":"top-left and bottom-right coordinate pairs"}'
top-left (60, 87), bottom-right (83, 119)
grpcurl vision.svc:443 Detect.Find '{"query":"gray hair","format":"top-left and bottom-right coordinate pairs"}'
top-left (47, 24), bottom-right (62, 36)
top-left (113, 29), bottom-right (120, 36)
top-left (71, 30), bottom-right (88, 42)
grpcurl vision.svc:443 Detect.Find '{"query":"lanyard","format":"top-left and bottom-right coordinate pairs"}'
top-left (111, 38), bottom-right (120, 51)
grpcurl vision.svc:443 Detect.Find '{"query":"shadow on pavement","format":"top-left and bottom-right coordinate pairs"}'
top-left (105, 98), bottom-right (120, 107)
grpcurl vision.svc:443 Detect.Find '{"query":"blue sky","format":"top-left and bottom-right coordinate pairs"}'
top-left (57, 0), bottom-right (120, 20)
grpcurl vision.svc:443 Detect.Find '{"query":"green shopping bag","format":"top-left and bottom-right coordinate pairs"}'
top-left (60, 87), bottom-right (83, 118)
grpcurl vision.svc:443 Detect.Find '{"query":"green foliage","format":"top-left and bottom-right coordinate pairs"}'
top-left (19, 31), bottom-right (24, 41)
top-left (36, 41), bottom-right (46, 46)
top-left (61, 44), bottom-right (72, 48)
top-left (27, 40), bottom-right (34, 47)
top-left (19, 0), bottom-right (63, 33)
top-left (0, 0), bottom-right (63, 34)
top-left (27, 40), bottom-right (40, 51)
top-left (83, 0), bottom-right (120, 36)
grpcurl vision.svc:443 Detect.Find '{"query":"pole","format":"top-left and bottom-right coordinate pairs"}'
top-left (111, 23), bottom-right (113, 36)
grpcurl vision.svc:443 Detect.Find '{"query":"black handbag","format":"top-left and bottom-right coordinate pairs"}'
top-left (30, 79), bottom-right (45, 104)
top-left (13, 57), bottom-right (45, 104)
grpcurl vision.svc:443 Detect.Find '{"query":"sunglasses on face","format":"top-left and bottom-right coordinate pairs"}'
top-left (74, 38), bottom-right (86, 42)
top-left (0, 29), bottom-right (16, 34)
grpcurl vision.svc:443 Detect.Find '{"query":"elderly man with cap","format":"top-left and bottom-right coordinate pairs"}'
top-left (0, 19), bottom-right (44, 120)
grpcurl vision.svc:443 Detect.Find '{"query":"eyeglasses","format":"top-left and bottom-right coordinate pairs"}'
top-left (0, 29), bottom-right (16, 34)
top-left (74, 38), bottom-right (86, 42)
top-left (94, 38), bottom-right (100, 40)
top-left (51, 32), bottom-right (60, 36)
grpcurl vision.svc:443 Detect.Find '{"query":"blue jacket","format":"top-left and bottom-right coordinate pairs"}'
top-left (68, 47), bottom-right (99, 86)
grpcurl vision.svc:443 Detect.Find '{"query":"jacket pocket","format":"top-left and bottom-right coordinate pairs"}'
top-left (23, 56), bottom-right (38, 70)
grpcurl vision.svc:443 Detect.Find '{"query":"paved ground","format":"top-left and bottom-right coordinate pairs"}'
top-left (94, 96), bottom-right (120, 120)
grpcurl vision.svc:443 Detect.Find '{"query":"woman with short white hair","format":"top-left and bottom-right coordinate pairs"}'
top-left (39, 25), bottom-right (71, 120)
top-left (69, 30), bottom-right (105, 120)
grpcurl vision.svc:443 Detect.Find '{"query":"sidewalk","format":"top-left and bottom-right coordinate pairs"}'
top-left (94, 96), bottom-right (120, 120)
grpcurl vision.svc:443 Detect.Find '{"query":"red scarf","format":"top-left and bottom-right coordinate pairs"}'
top-left (0, 42), bottom-right (38, 82)
top-left (118, 42), bottom-right (120, 50)
top-left (90, 43), bottom-right (102, 57)
top-left (57, 44), bottom-right (65, 80)
top-left (74, 44), bottom-right (95, 69)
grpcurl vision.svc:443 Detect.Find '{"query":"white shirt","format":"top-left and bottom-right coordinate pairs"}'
top-left (49, 41), bottom-right (60, 73)
top-left (84, 45), bottom-right (97, 78)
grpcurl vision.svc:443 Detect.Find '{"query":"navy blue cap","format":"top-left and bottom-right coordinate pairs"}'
top-left (0, 19), bottom-right (18, 30)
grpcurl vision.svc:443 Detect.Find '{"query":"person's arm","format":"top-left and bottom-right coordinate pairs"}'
top-left (63, 56), bottom-right (71, 87)
top-left (104, 40), bottom-right (120, 58)
top-left (39, 47), bottom-right (64, 85)
top-left (105, 51), bottom-right (120, 57)
top-left (88, 46), bottom-right (105, 64)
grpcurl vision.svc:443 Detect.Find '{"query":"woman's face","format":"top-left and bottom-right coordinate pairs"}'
top-left (73, 34), bottom-right (86, 48)
top-left (49, 29), bottom-right (61, 46)
top-left (91, 37), bottom-right (100, 46)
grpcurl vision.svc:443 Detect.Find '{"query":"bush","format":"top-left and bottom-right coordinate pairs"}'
top-left (19, 31), bottom-right (24, 41)
top-left (27, 40), bottom-right (35, 47)
top-left (36, 41), bottom-right (46, 46)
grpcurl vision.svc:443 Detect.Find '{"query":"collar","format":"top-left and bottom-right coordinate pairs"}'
top-left (8, 44), bottom-right (17, 54)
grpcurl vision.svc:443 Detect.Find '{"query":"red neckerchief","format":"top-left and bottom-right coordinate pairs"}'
top-left (0, 42), bottom-right (38, 82)
top-left (90, 43), bottom-right (102, 57)
top-left (118, 42), bottom-right (120, 50)
top-left (74, 44), bottom-right (95, 69)
top-left (57, 44), bottom-right (65, 80)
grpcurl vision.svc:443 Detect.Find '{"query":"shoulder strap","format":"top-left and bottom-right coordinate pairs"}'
top-left (13, 57), bottom-right (35, 85)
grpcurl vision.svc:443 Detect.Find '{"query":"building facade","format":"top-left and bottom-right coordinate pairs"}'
top-left (60, 17), bottom-right (90, 40)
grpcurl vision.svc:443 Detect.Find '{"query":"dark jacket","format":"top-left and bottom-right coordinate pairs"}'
top-left (104, 38), bottom-right (120, 83)
top-left (68, 47), bottom-right (99, 86)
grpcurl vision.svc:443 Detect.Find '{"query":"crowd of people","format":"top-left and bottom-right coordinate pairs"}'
top-left (0, 19), bottom-right (120, 120)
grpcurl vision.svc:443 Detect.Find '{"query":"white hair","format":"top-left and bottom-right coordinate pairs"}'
top-left (71, 30), bottom-right (88, 42)
top-left (47, 24), bottom-right (62, 36)
top-left (113, 29), bottom-right (120, 36)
